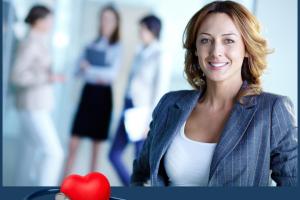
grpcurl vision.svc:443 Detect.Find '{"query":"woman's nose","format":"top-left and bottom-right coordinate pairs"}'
top-left (210, 42), bottom-right (224, 57)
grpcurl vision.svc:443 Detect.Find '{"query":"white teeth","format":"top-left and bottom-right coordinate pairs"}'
top-left (209, 62), bottom-right (228, 67)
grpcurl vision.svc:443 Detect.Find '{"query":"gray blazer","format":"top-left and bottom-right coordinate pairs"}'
top-left (131, 90), bottom-right (298, 186)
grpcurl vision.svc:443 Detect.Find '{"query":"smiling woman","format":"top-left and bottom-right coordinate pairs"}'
top-left (130, 0), bottom-right (297, 187)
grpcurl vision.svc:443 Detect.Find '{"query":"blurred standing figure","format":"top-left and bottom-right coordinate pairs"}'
top-left (11, 5), bottom-right (65, 186)
top-left (63, 5), bottom-right (122, 176)
top-left (109, 15), bottom-right (162, 186)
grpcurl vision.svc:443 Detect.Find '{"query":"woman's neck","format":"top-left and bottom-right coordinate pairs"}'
top-left (31, 24), bottom-right (49, 34)
top-left (201, 78), bottom-right (243, 110)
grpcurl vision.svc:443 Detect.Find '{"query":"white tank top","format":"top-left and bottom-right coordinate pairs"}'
top-left (164, 122), bottom-right (217, 186)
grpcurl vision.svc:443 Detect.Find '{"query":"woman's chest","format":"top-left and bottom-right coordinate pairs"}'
top-left (184, 108), bottom-right (232, 143)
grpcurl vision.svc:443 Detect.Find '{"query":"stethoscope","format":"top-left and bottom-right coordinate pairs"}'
top-left (24, 188), bottom-right (125, 200)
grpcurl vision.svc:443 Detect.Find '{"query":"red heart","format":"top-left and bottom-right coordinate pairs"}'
top-left (61, 172), bottom-right (111, 200)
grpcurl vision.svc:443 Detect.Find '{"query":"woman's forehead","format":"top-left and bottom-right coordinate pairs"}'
top-left (198, 13), bottom-right (241, 36)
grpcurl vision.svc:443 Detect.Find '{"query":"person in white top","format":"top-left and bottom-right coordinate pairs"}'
top-left (109, 15), bottom-right (163, 186)
top-left (131, 1), bottom-right (297, 187)
top-left (164, 122), bottom-right (217, 186)
top-left (11, 5), bottom-right (65, 186)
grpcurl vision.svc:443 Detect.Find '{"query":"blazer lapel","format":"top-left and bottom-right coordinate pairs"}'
top-left (208, 95), bottom-right (258, 181)
top-left (152, 90), bottom-right (202, 175)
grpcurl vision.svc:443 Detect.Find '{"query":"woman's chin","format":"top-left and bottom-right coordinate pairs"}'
top-left (205, 75), bottom-right (228, 83)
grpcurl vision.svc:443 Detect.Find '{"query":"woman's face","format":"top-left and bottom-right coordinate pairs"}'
top-left (35, 14), bottom-right (53, 33)
top-left (101, 9), bottom-right (118, 39)
top-left (195, 13), bottom-right (247, 84)
top-left (139, 24), bottom-right (155, 45)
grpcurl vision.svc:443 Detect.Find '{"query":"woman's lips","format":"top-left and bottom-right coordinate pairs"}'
top-left (208, 62), bottom-right (229, 70)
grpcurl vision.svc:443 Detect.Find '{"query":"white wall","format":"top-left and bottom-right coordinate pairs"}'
top-left (256, 0), bottom-right (298, 119)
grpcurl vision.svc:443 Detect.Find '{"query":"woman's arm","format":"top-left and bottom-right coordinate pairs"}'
top-left (149, 52), bottom-right (162, 107)
top-left (130, 93), bottom-right (168, 186)
top-left (270, 96), bottom-right (298, 186)
top-left (83, 45), bottom-right (122, 84)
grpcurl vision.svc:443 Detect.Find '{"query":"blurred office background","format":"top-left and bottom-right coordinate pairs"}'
top-left (2, 0), bottom-right (297, 186)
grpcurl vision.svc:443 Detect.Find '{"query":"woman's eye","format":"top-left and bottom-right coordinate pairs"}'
top-left (225, 39), bottom-right (235, 44)
top-left (200, 38), bottom-right (210, 44)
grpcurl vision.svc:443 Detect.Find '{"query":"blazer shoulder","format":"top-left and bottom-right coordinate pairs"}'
top-left (258, 92), bottom-right (295, 111)
top-left (260, 91), bottom-right (292, 102)
top-left (160, 89), bottom-right (198, 104)
top-left (260, 91), bottom-right (285, 99)
top-left (152, 89), bottom-right (197, 116)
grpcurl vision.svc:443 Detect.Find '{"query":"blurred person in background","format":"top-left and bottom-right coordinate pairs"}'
top-left (109, 15), bottom-right (162, 186)
top-left (11, 5), bottom-right (65, 186)
top-left (63, 5), bottom-right (122, 176)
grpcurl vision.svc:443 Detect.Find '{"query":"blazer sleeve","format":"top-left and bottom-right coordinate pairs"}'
top-left (130, 93), bottom-right (169, 186)
top-left (270, 96), bottom-right (298, 186)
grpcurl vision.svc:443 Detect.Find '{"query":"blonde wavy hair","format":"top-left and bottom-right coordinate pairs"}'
top-left (183, 0), bottom-right (272, 98)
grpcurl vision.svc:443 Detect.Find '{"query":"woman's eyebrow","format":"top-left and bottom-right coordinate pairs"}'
top-left (222, 33), bottom-right (238, 37)
top-left (199, 32), bottom-right (212, 36)
top-left (198, 32), bottom-right (239, 37)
